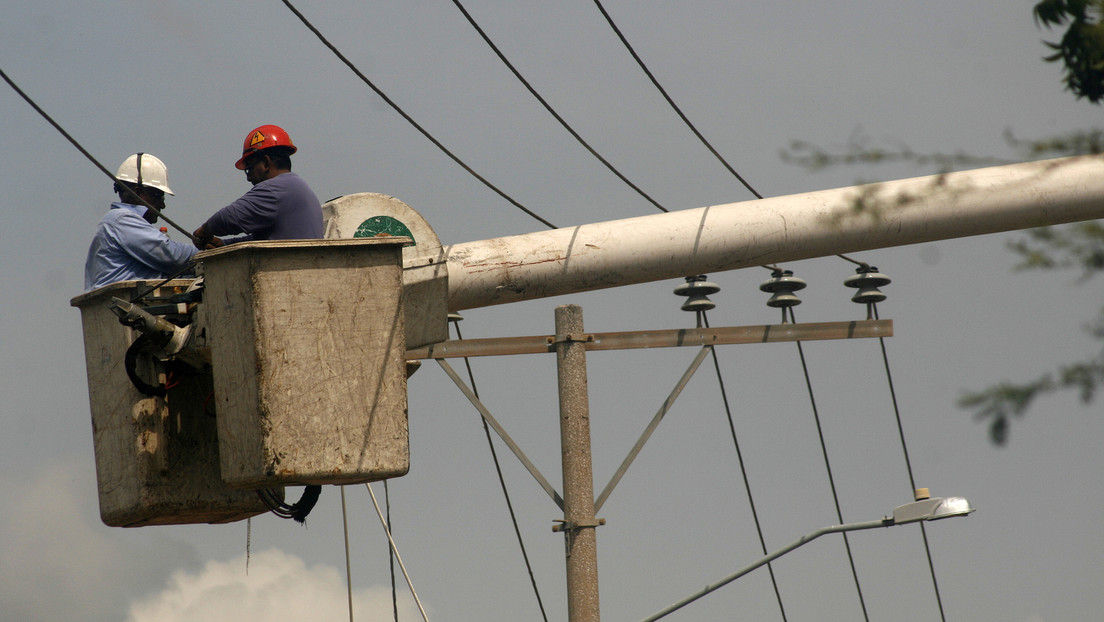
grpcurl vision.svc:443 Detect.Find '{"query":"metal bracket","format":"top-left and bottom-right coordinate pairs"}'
top-left (552, 517), bottom-right (606, 533)
top-left (548, 333), bottom-right (594, 345)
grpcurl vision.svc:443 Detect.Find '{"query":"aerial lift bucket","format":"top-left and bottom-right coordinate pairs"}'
top-left (71, 280), bottom-right (271, 527)
top-left (197, 238), bottom-right (411, 488)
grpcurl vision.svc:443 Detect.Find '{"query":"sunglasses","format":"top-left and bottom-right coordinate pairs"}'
top-left (243, 155), bottom-right (267, 174)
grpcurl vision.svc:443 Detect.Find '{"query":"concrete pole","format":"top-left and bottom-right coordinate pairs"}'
top-left (554, 305), bottom-right (600, 622)
top-left (443, 155), bottom-right (1104, 310)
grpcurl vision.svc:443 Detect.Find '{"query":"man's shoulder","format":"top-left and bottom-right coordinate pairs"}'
top-left (256, 173), bottom-right (318, 203)
top-left (102, 204), bottom-right (152, 230)
top-left (105, 202), bottom-right (147, 218)
top-left (272, 172), bottom-right (312, 189)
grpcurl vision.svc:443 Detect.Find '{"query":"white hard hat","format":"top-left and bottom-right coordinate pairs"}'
top-left (115, 153), bottom-right (174, 195)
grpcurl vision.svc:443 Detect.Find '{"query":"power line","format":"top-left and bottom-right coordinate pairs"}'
top-left (452, 319), bottom-right (550, 622)
top-left (837, 253), bottom-right (871, 269)
top-left (384, 481), bottom-right (399, 622)
top-left (591, 1), bottom-right (764, 200)
top-left (340, 487), bottom-right (355, 622)
top-left (365, 482), bottom-right (431, 622)
top-left (872, 304), bottom-right (949, 621)
top-left (0, 66), bottom-right (199, 244)
top-left (786, 307), bottom-right (871, 621)
top-left (279, 0), bottom-right (557, 229)
top-left (451, 0), bottom-right (669, 213)
top-left (701, 312), bottom-right (790, 621)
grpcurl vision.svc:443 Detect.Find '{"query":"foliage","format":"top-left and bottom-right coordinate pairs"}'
top-left (1034, 0), bottom-right (1104, 102)
top-left (959, 216), bottom-right (1104, 445)
top-left (776, 5), bottom-right (1104, 445)
top-left (1007, 220), bottom-right (1104, 275)
top-left (959, 355), bottom-right (1104, 445)
top-left (782, 126), bottom-right (1104, 445)
top-left (1007, 126), bottom-right (1104, 156)
top-left (957, 6), bottom-right (1104, 444)
top-left (780, 128), bottom-right (1103, 174)
top-left (780, 130), bottom-right (1013, 174)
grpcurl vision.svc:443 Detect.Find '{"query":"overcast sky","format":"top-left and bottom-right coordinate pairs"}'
top-left (2, 2), bottom-right (1102, 621)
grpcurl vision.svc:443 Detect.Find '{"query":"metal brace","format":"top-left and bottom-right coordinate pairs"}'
top-left (548, 333), bottom-right (594, 345)
top-left (552, 517), bottom-right (606, 533)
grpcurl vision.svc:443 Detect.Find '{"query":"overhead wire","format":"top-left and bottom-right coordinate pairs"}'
top-left (207, 6), bottom-right (940, 619)
top-left (872, 303), bottom-right (949, 621)
top-left (340, 487), bottom-right (355, 622)
top-left (128, 262), bottom-right (199, 304)
top-left (3, 64), bottom-right (202, 307)
top-left (591, 5), bottom-right (886, 280)
top-left (0, 66), bottom-right (200, 245)
top-left (246, 518), bottom-right (252, 574)
top-left (451, 319), bottom-right (551, 622)
top-left (699, 311), bottom-right (789, 621)
top-left (366, 482), bottom-right (431, 622)
top-left (785, 306), bottom-right (871, 621)
top-left (8, 5), bottom-right (944, 618)
top-left (594, 2), bottom-right (892, 319)
top-left (288, 2), bottom-right (940, 617)
top-left (279, 0), bottom-right (557, 229)
top-left (450, 0), bottom-right (669, 213)
top-left (384, 481), bottom-right (399, 622)
top-left (591, 0), bottom-right (763, 200)
top-left (837, 253), bottom-right (871, 269)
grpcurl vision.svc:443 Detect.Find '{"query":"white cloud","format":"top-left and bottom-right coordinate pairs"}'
top-left (126, 548), bottom-right (425, 622)
top-left (0, 461), bottom-right (424, 622)
top-left (0, 462), bottom-right (198, 622)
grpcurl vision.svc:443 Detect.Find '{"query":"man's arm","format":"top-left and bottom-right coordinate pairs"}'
top-left (116, 214), bottom-right (197, 274)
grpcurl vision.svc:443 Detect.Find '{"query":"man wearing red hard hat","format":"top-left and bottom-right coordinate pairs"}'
top-left (193, 124), bottom-right (323, 247)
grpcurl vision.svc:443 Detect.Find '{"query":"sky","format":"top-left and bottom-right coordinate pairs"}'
top-left (2, 1), bottom-right (1102, 621)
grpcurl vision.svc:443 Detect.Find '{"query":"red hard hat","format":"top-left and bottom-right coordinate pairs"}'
top-left (235, 124), bottom-right (298, 170)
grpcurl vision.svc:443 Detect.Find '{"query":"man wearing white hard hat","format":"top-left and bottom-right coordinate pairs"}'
top-left (83, 153), bottom-right (197, 290)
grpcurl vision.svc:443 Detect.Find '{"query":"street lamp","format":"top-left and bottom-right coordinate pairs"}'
top-left (640, 490), bottom-right (974, 622)
top-left (892, 493), bottom-right (974, 524)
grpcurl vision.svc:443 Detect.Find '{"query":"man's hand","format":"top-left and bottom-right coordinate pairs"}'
top-left (192, 224), bottom-right (215, 249)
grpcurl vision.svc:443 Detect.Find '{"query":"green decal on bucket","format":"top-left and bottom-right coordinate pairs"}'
top-left (354, 216), bottom-right (415, 244)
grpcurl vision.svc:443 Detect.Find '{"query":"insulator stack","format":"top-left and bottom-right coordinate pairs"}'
top-left (673, 275), bottom-right (720, 312)
top-left (759, 270), bottom-right (807, 308)
top-left (759, 269), bottom-right (806, 323)
top-left (844, 266), bottom-right (890, 318)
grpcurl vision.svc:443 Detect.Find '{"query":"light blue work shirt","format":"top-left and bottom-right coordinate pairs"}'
top-left (84, 202), bottom-right (197, 290)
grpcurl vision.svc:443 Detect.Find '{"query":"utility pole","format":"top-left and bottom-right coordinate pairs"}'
top-left (554, 305), bottom-right (601, 622)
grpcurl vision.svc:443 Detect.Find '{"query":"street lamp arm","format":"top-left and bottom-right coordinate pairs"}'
top-left (639, 518), bottom-right (892, 622)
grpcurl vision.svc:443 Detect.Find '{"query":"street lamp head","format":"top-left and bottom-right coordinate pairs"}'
top-left (891, 495), bottom-right (974, 525)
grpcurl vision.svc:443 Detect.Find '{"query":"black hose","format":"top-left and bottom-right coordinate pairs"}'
top-left (257, 486), bottom-right (323, 523)
top-left (124, 334), bottom-right (166, 397)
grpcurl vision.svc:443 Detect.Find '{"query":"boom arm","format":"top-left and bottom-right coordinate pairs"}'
top-left (440, 155), bottom-right (1104, 310)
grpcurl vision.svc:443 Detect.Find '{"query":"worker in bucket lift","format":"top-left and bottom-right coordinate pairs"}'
top-left (84, 153), bottom-right (198, 290)
top-left (192, 124), bottom-right (323, 248)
